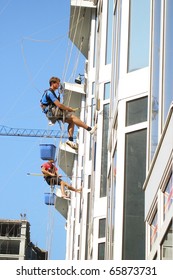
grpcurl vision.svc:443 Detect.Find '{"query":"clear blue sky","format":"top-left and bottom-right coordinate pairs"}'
top-left (0, 0), bottom-right (84, 260)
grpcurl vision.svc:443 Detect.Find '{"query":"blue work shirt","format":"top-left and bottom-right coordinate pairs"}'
top-left (41, 89), bottom-right (58, 105)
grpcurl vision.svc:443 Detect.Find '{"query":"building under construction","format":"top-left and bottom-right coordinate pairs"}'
top-left (0, 219), bottom-right (47, 260)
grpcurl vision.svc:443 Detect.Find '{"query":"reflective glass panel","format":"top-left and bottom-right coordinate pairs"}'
top-left (128, 0), bottom-right (150, 72)
top-left (126, 97), bottom-right (148, 126)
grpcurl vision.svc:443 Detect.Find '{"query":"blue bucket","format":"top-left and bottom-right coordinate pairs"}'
top-left (44, 193), bottom-right (56, 205)
top-left (40, 144), bottom-right (56, 160)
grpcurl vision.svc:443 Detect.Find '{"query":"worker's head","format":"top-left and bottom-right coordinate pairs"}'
top-left (49, 77), bottom-right (60, 86)
top-left (48, 159), bottom-right (54, 164)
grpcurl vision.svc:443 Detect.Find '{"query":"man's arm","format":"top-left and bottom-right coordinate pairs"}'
top-left (41, 167), bottom-right (56, 177)
top-left (54, 99), bottom-right (75, 112)
top-left (48, 90), bottom-right (75, 112)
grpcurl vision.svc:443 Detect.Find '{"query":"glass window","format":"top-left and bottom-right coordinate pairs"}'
top-left (128, 0), bottom-right (150, 72)
top-left (98, 242), bottom-right (105, 260)
top-left (150, 211), bottom-right (158, 250)
top-left (99, 218), bottom-right (106, 238)
top-left (106, 173), bottom-right (111, 259)
top-left (85, 192), bottom-right (90, 259)
top-left (100, 104), bottom-right (110, 197)
top-left (104, 82), bottom-right (110, 100)
top-left (0, 240), bottom-right (20, 254)
top-left (93, 11), bottom-right (97, 67)
top-left (89, 135), bottom-right (92, 161)
top-left (88, 175), bottom-right (91, 189)
top-left (111, 0), bottom-right (121, 115)
top-left (111, 149), bottom-right (117, 258)
top-left (89, 91), bottom-right (95, 160)
top-left (106, 149), bottom-right (117, 260)
top-left (163, 0), bottom-right (173, 123)
top-left (106, 0), bottom-right (114, 64)
top-left (123, 129), bottom-right (146, 259)
top-left (163, 173), bottom-right (173, 219)
top-left (150, 0), bottom-right (161, 161)
top-left (126, 97), bottom-right (148, 126)
top-left (91, 96), bottom-right (96, 127)
top-left (161, 221), bottom-right (173, 260)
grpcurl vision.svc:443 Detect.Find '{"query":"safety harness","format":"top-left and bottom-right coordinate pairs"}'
top-left (40, 88), bottom-right (60, 112)
top-left (40, 88), bottom-right (63, 122)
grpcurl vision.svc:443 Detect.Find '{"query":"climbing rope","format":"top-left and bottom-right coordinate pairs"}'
top-left (45, 185), bottom-right (56, 259)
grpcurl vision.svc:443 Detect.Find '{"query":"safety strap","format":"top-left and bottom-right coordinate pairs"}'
top-left (40, 88), bottom-right (60, 106)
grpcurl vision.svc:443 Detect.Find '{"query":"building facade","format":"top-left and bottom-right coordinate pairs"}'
top-left (144, 0), bottom-right (173, 260)
top-left (56, 0), bottom-right (173, 260)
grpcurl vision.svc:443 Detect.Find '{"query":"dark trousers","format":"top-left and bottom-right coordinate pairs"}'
top-left (44, 176), bottom-right (62, 186)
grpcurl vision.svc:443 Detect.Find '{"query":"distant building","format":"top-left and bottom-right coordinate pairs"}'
top-left (0, 219), bottom-right (47, 260)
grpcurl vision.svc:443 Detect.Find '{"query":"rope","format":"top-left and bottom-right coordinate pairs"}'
top-left (0, 0), bottom-right (12, 16)
top-left (22, 34), bottom-right (66, 43)
top-left (0, 141), bottom-right (39, 194)
top-left (61, 4), bottom-right (78, 81)
top-left (67, 38), bottom-right (84, 84)
top-left (21, 36), bottom-right (67, 95)
top-left (39, 3), bottom-right (87, 256)
top-left (62, 0), bottom-right (84, 84)
top-left (56, 2), bottom-right (85, 183)
top-left (64, 16), bottom-right (85, 109)
top-left (45, 185), bottom-right (56, 259)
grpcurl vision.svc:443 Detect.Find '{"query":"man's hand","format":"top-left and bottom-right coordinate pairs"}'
top-left (73, 107), bottom-right (79, 111)
top-left (69, 107), bottom-right (78, 112)
top-left (68, 107), bottom-right (75, 112)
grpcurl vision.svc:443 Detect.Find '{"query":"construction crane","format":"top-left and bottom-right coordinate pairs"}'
top-left (0, 125), bottom-right (77, 139)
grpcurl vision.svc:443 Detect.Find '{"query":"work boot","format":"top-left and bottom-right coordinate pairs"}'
top-left (66, 141), bottom-right (78, 150)
top-left (89, 124), bottom-right (97, 135)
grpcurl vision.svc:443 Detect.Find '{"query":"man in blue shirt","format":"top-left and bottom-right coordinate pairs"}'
top-left (40, 77), bottom-right (97, 150)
